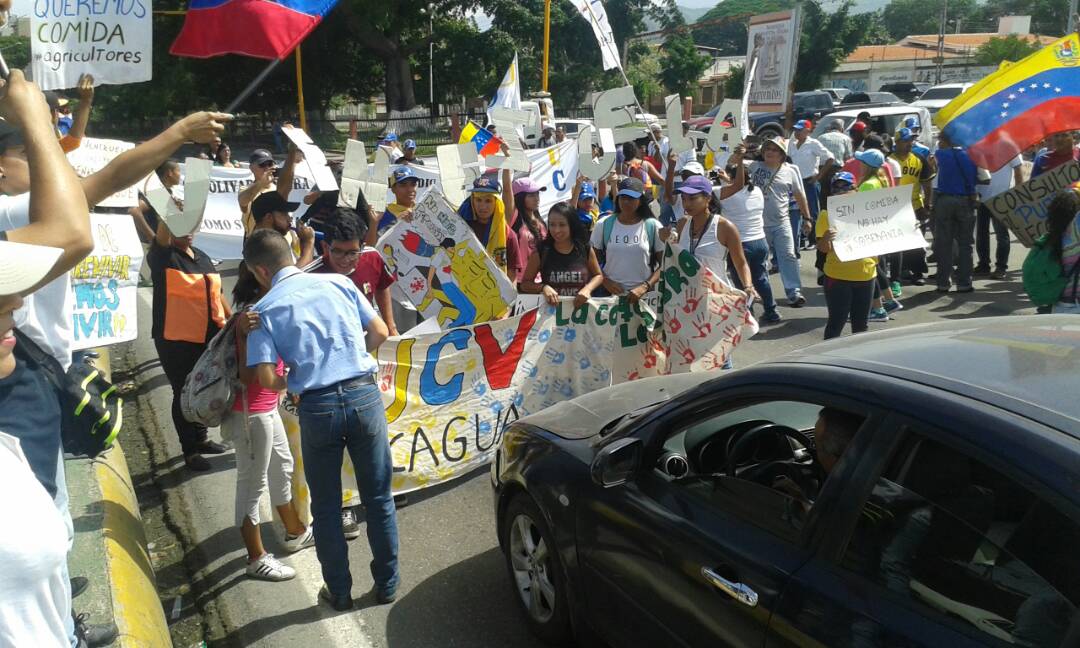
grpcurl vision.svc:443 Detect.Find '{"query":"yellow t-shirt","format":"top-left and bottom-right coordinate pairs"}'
top-left (816, 210), bottom-right (877, 282)
top-left (890, 152), bottom-right (925, 209)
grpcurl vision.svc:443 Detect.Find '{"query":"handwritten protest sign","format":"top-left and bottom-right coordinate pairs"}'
top-left (66, 138), bottom-right (138, 208)
top-left (987, 161), bottom-right (1080, 247)
top-left (31, 0), bottom-right (152, 90)
top-left (278, 241), bottom-right (757, 508)
top-left (828, 185), bottom-right (926, 262)
top-left (378, 191), bottom-right (517, 327)
top-left (69, 215), bottom-right (143, 350)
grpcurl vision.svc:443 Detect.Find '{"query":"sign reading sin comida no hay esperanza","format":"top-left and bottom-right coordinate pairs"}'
top-left (31, 0), bottom-right (152, 91)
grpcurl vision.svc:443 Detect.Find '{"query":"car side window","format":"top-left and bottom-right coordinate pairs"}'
top-left (660, 401), bottom-right (864, 544)
top-left (841, 430), bottom-right (1080, 647)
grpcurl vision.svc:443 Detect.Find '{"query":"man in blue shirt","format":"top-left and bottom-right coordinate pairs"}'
top-left (931, 133), bottom-right (983, 293)
top-left (243, 230), bottom-right (397, 611)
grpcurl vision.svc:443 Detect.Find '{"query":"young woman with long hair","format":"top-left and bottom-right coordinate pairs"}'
top-left (518, 202), bottom-right (603, 308)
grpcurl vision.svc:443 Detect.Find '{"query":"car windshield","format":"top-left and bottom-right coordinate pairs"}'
top-left (703, 105), bottom-right (721, 118)
top-left (921, 87), bottom-right (964, 100)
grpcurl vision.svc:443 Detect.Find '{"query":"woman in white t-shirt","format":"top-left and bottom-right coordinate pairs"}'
top-left (719, 160), bottom-right (780, 324)
top-left (590, 177), bottom-right (664, 303)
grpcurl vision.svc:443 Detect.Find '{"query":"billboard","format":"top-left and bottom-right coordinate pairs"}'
top-left (745, 8), bottom-right (802, 113)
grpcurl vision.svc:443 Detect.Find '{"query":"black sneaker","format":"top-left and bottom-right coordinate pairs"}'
top-left (375, 587), bottom-right (398, 605)
top-left (319, 584), bottom-right (354, 611)
top-left (71, 576), bottom-right (89, 599)
top-left (194, 440), bottom-right (229, 455)
top-left (74, 613), bottom-right (118, 647)
top-left (184, 453), bottom-right (212, 471)
top-left (972, 266), bottom-right (991, 276)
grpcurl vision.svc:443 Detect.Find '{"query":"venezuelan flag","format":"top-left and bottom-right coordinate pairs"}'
top-left (459, 121), bottom-right (503, 157)
top-left (171, 0), bottom-right (338, 60)
top-left (935, 33), bottom-right (1080, 171)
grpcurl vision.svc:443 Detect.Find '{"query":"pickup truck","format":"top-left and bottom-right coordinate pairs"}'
top-left (747, 90), bottom-right (836, 138)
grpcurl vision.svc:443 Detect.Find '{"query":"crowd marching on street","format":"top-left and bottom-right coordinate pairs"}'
top-left (2, 7), bottom-right (1080, 644)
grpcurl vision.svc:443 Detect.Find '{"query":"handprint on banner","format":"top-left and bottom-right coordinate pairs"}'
top-left (561, 327), bottom-right (577, 342)
top-left (544, 348), bottom-right (566, 365)
top-left (692, 312), bottom-right (713, 339)
top-left (643, 353), bottom-right (657, 369)
top-left (537, 329), bottom-right (551, 343)
top-left (701, 351), bottom-right (729, 371)
top-left (668, 315), bottom-right (683, 335)
top-left (577, 352), bottom-right (592, 370)
top-left (378, 363), bottom-right (394, 393)
top-left (673, 338), bottom-right (697, 366)
top-left (471, 375), bottom-right (487, 396)
top-left (490, 401), bottom-right (504, 415)
top-left (535, 381), bottom-right (551, 396)
top-left (552, 378), bottom-right (575, 399)
top-left (681, 287), bottom-right (701, 314)
top-left (723, 323), bottom-right (743, 348)
top-left (708, 299), bottom-right (733, 320)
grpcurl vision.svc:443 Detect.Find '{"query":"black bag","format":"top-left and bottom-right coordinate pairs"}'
top-left (12, 330), bottom-right (122, 458)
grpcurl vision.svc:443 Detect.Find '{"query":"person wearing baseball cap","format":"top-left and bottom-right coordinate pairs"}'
top-left (240, 143), bottom-right (300, 236)
top-left (749, 134), bottom-right (812, 307)
top-left (890, 127), bottom-right (934, 288)
top-left (511, 178), bottom-right (548, 282)
top-left (570, 175), bottom-right (607, 230)
top-left (789, 119), bottom-right (836, 250)
top-left (458, 167), bottom-right (522, 280)
top-left (854, 140), bottom-right (905, 322)
top-left (816, 171), bottom-right (878, 339)
top-left (400, 139), bottom-right (422, 165)
top-left (43, 73), bottom-right (95, 153)
top-left (372, 166), bottom-right (422, 247)
top-left (251, 191), bottom-right (315, 267)
top-left (590, 176), bottom-right (664, 303)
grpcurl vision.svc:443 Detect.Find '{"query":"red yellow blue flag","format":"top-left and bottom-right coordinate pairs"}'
top-left (459, 121), bottom-right (503, 157)
top-left (934, 33), bottom-right (1080, 171)
top-left (171, 0), bottom-right (339, 60)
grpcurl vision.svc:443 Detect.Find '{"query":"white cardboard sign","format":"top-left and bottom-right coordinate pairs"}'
top-left (828, 185), bottom-right (926, 262)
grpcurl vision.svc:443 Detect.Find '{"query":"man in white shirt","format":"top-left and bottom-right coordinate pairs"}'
top-left (788, 120), bottom-right (835, 243)
top-left (975, 155), bottom-right (1024, 280)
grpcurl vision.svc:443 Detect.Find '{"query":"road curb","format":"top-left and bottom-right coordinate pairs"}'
top-left (91, 347), bottom-right (172, 647)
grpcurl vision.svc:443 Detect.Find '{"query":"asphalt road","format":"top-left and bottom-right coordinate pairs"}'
top-left (122, 240), bottom-right (1036, 647)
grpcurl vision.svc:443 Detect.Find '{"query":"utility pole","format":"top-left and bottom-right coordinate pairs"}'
top-left (935, 0), bottom-right (948, 84)
top-left (1069, 0), bottom-right (1078, 35)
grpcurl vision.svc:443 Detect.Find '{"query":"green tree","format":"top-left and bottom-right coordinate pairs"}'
top-left (880, 0), bottom-right (978, 42)
top-left (724, 63), bottom-right (745, 99)
top-left (693, 0), bottom-right (793, 55)
top-left (660, 32), bottom-right (710, 96)
top-left (794, 0), bottom-right (876, 91)
top-left (971, 0), bottom-right (1069, 37)
top-left (0, 36), bottom-right (30, 72)
top-left (858, 11), bottom-right (892, 46)
top-left (625, 44), bottom-right (664, 104)
top-left (975, 35), bottom-right (1042, 66)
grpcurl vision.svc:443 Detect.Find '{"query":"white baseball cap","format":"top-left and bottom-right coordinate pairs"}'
top-left (0, 240), bottom-right (63, 295)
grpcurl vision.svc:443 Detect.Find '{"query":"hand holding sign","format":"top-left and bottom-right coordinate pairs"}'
top-left (282, 126), bottom-right (338, 191)
top-left (827, 185), bottom-right (926, 262)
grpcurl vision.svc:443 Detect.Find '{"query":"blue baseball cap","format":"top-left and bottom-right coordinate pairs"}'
top-left (382, 133), bottom-right (399, 142)
top-left (854, 149), bottom-right (885, 169)
top-left (468, 176), bottom-right (501, 194)
top-left (404, 139), bottom-right (417, 149)
top-left (392, 166), bottom-right (418, 186)
top-left (578, 182), bottom-right (597, 200)
top-left (674, 175), bottom-right (713, 195)
top-left (793, 119), bottom-right (812, 131)
top-left (895, 127), bottom-right (916, 142)
top-left (903, 117), bottom-right (921, 130)
top-left (617, 177), bottom-right (645, 199)
top-left (831, 171), bottom-right (857, 189)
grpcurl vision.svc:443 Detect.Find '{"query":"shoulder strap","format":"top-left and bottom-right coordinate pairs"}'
top-left (601, 215), bottom-right (617, 252)
top-left (11, 329), bottom-right (65, 386)
top-left (643, 218), bottom-right (659, 256)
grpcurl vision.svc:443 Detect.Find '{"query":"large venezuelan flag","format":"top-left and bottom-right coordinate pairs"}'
top-left (171, 0), bottom-right (338, 60)
top-left (935, 33), bottom-right (1080, 171)
top-left (459, 121), bottom-right (504, 157)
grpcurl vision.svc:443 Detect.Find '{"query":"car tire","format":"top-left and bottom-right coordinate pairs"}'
top-left (501, 493), bottom-right (573, 645)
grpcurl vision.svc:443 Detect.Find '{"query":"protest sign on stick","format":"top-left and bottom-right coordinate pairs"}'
top-left (69, 215), bottom-right (143, 350)
top-left (664, 94), bottom-right (694, 154)
top-left (283, 126), bottom-right (338, 191)
top-left (67, 138), bottom-right (139, 208)
top-left (578, 125), bottom-right (616, 181)
top-left (31, 2), bottom-right (152, 90)
top-left (149, 158), bottom-right (213, 237)
top-left (987, 161), bottom-right (1080, 247)
top-left (828, 186), bottom-right (926, 262)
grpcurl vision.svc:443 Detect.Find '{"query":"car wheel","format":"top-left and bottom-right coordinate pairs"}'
top-left (502, 494), bottom-right (573, 645)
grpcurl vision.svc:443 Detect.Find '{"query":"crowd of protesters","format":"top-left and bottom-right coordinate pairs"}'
top-left (4, 57), bottom-right (1080, 645)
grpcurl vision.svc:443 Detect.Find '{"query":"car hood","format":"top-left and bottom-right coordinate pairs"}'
top-left (517, 373), bottom-right (715, 440)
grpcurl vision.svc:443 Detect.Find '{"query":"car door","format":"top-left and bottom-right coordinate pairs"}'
top-left (767, 405), bottom-right (1080, 648)
top-left (576, 389), bottom-right (884, 648)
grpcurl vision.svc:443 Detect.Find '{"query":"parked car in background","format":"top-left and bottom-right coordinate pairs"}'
top-left (912, 82), bottom-right (974, 115)
top-left (553, 119), bottom-right (593, 139)
top-left (819, 87), bottom-right (852, 106)
top-left (687, 104), bottom-right (727, 131)
top-left (493, 316), bottom-right (1080, 648)
top-left (813, 105), bottom-right (935, 151)
top-left (840, 91), bottom-right (903, 106)
top-left (748, 90), bottom-right (836, 138)
top-left (914, 82), bottom-right (931, 96)
top-left (879, 82), bottom-right (926, 103)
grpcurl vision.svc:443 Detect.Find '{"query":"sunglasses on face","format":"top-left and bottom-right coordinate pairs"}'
top-left (258, 161), bottom-right (275, 169)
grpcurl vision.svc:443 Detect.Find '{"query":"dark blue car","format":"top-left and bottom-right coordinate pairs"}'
top-left (492, 316), bottom-right (1080, 647)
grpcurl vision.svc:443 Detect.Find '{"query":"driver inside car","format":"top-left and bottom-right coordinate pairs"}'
top-left (774, 407), bottom-right (863, 502)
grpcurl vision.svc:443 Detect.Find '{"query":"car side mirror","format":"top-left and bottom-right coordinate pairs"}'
top-left (591, 438), bottom-right (642, 488)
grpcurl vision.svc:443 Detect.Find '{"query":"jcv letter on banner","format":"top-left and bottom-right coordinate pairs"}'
top-left (828, 185), bottom-right (926, 262)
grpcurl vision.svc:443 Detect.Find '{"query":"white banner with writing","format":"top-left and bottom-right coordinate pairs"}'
top-left (31, 0), bottom-right (152, 90)
top-left (69, 214), bottom-right (143, 350)
top-left (66, 138), bottom-right (139, 208)
top-left (828, 185), bottom-right (926, 262)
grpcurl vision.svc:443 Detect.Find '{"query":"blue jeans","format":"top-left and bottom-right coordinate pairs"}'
top-left (298, 380), bottom-right (399, 596)
top-left (764, 221), bottom-right (802, 300)
top-left (802, 179), bottom-right (820, 245)
top-left (788, 201), bottom-right (802, 257)
top-left (729, 237), bottom-right (777, 316)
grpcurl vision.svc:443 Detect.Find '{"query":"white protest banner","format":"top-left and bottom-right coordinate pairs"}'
top-left (574, 0), bottom-right (622, 70)
top-left (593, 85), bottom-right (645, 144)
top-left (282, 127), bottom-right (338, 190)
top-left (828, 185), bottom-right (926, 262)
top-left (488, 106), bottom-right (532, 172)
top-left (528, 140), bottom-right (579, 217)
top-left (987, 161), bottom-right (1080, 247)
top-left (69, 214), bottom-right (143, 350)
top-left (436, 143), bottom-right (480, 207)
top-left (66, 138), bottom-right (138, 208)
top-left (378, 190), bottom-right (518, 327)
top-left (191, 164), bottom-right (316, 260)
top-left (31, 1), bottom-right (151, 90)
top-left (745, 9), bottom-right (801, 113)
top-left (278, 240), bottom-right (757, 501)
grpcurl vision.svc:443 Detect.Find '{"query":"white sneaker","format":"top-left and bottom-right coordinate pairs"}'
top-left (342, 508), bottom-right (361, 540)
top-left (246, 553), bottom-right (296, 581)
top-left (282, 526), bottom-right (315, 553)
